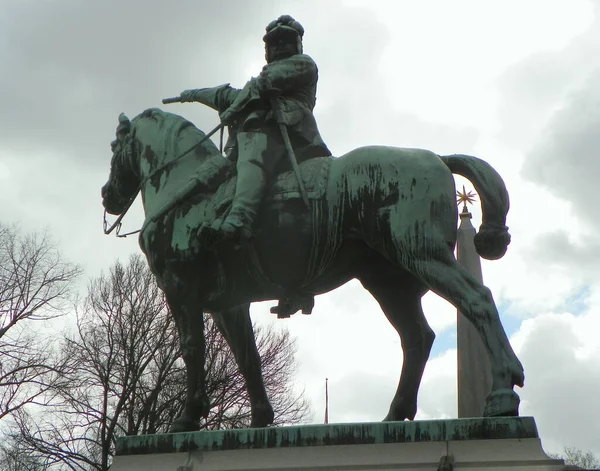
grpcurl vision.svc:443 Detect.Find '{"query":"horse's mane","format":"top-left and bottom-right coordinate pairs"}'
top-left (131, 108), bottom-right (221, 165)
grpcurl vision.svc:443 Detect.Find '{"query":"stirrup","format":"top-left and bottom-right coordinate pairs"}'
top-left (270, 295), bottom-right (315, 319)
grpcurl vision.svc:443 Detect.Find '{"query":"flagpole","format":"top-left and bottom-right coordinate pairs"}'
top-left (324, 378), bottom-right (329, 424)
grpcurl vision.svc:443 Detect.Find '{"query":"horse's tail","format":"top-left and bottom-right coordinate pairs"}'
top-left (440, 154), bottom-right (511, 260)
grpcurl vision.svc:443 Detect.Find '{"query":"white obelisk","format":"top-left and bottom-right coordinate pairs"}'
top-left (456, 187), bottom-right (493, 418)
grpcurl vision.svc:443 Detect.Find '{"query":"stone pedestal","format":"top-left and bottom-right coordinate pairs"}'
top-left (111, 417), bottom-right (566, 471)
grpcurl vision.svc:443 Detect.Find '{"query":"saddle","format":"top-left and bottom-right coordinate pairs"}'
top-left (206, 157), bottom-right (333, 319)
top-left (151, 156), bottom-right (335, 319)
top-left (148, 156), bottom-right (332, 231)
top-left (268, 156), bottom-right (331, 201)
top-left (211, 156), bottom-right (332, 218)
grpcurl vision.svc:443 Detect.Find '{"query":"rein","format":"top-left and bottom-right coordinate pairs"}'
top-left (103, 121), bottom-right (226, 238)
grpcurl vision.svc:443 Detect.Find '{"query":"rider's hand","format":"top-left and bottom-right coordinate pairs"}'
top-left (219, 109), bottom-right (234, 125)
top-left (179, 90), bottom-right (194, 103)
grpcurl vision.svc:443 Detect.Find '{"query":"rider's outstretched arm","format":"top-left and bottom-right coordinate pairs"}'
top-left (179, 83), bottom-right (241, 113)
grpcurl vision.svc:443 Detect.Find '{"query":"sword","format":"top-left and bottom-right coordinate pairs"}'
top-left (265, 88), bottom-right (310, 209)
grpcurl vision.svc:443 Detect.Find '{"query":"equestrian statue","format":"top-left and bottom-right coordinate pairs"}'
top-left (101, 15), bottom-right (524, 433)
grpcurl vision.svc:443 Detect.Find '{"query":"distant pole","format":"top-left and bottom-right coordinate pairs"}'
top-left (324, 378), bottom-right (329, 424)
top-left (456, 186), bottom-right (493, 418)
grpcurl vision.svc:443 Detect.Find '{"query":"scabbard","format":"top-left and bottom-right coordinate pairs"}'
top-left (268, 95), bottom-right (310, 208)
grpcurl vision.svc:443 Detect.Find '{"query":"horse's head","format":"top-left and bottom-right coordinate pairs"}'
top-left (102, 108), bottom-right (223, 219)
top-left (101, 113), bottom-right (139, 215)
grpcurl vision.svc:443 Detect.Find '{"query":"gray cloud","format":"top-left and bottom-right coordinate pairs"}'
top-left (515, 314), bottom-right (600, 455)
top-left (492, 4), bottom-right (600, 275)
top-left (495, 4), bottom-right (600, 152)
top-left (310, 5), bottom-right (480, 156)
top-left (526, 230), bottom-right (600, 281)
top-left (518, 66), bottom-right (600, 276)
top-left (328, 372), bottom-right (396, 423)
top-left (522, 68), bottom-right (600, 225)
top-left (497, 52), bottom-right (586, 151)
top-left (0, 0), bottom-right (269, 158)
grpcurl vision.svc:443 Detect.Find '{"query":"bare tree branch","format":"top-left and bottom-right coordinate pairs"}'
top-left (549, 447), bottom-right (600, 469)
top-left (14, 254), bottom-right (310, 470)
top-left (0, 223), bottom-right (80, 421)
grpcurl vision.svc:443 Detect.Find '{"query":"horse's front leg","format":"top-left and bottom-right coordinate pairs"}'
top-left (211, 304), bottom-right (274, 428)
top-left (166, 291), bottom-right (209, 433)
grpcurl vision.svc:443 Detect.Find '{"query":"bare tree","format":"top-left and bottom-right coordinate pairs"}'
top-left (0, 426), bottom-right (50, 471)
top-left (0, 223), bottom-right (80, 422)
top-left (15, 254), bottom-right (310, 471)
top-left (549, 447), bottom-right (600, 470)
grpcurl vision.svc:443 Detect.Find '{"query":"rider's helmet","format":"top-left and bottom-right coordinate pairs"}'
top-left (263, 15), bottom-right (304, 62)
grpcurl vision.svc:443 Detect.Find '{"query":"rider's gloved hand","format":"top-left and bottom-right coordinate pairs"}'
top-left (179, 90), bottom-right (195, 103)
top-left (219, 108), bottom-right (235, 125)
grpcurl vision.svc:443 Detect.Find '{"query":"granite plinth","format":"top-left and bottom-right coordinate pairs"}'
top-left (111, 417), bottom-right (566, 471)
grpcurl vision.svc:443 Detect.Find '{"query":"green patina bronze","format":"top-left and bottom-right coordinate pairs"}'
top-left (115, 417), bottom-right (539, 455)
top-left (101, 15), bottom-right (524, 434)
top-left (176, 15), bottom-right (330, 244)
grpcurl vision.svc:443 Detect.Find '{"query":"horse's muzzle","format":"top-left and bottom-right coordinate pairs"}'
top-left (101, 182), bottom-right (127, 215)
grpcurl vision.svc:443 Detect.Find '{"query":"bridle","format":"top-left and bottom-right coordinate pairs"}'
top-left (102, 194), bottom-right (140, 238)
top-left (103, 121), bottom-right (226, 238)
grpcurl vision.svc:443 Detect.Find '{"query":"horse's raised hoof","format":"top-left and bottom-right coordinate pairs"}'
top-left (250, 402), bottom-right (275, 428)
top-left (169, 417), bottom-right (200, 434)
top-left (484, 389), bottom-right (520, 417)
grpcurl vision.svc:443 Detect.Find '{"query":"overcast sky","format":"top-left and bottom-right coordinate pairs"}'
top-left (2, 0), bottom-right (599, 457)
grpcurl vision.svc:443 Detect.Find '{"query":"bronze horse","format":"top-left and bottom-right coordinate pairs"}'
top-left (101, 108), bottom-right (524, 432)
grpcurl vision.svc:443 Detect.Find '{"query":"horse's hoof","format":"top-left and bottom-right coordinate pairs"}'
top-left (484, 389), bottom-right (520, 417)
top-left (169, 418), bottom-right (200, 433)
top-left (250, 403), bottom-right (275, 428)
top-left (382, 413), bottom-right (411, 422)
top-left (382, 401), bottom-right (416, 422)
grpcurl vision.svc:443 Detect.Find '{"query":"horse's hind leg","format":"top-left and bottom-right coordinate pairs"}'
top-left (359, 267), bottom-right (433, 421)
top-left (211, 304), bottom-right (274, 428)
top-left (401, 244), bottom-right (524, 416)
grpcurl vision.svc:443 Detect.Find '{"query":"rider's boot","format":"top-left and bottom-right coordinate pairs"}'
top-left (201, 132), bottom-right (269, 245)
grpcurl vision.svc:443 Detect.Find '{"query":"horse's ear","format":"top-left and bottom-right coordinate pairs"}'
top-left (116, 113), bottom-right (131, 136)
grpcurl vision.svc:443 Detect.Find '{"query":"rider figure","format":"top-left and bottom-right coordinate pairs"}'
top-left (179, 14), bottom-right (331, 243)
